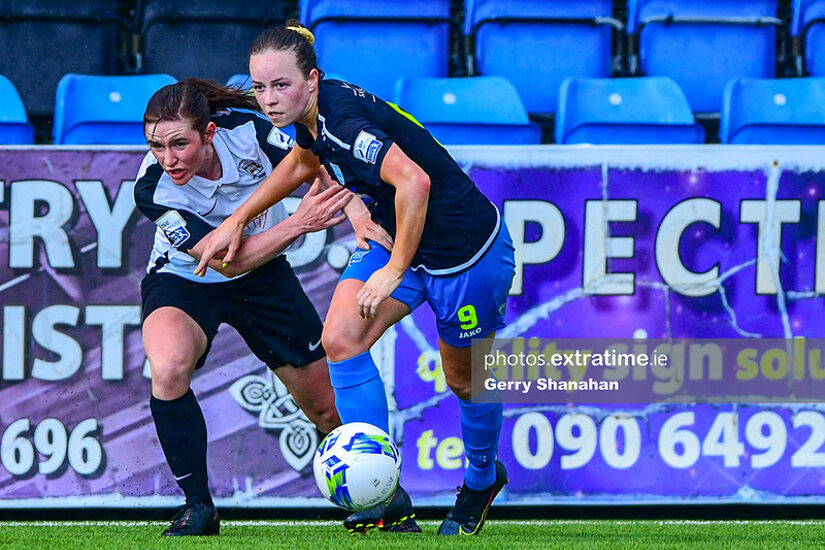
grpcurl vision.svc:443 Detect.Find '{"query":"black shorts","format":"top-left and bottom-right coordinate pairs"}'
top-left (140, 256), bottom-right (326, 370)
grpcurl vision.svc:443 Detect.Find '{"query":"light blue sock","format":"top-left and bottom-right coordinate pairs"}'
top-left (459, 397), bottom-right (503, 490)
top-left (327, 351), bottom-right (389, 433)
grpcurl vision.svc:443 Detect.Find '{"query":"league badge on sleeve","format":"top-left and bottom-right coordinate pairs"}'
top-left (353, 130), bottom-right (383, 164)
top-left (156, 209), bottom-right (191, 247)
top-left (267, 127), bottom-right (293, 150)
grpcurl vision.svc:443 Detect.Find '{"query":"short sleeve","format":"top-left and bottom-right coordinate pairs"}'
top-left (326, 114), bottom-right (394, 186)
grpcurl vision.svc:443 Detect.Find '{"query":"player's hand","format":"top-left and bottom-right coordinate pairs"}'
top-left (193, 217), bottom-right (245, 276)
top-left (347, 205), bottom-right (394, 252)
top-left (292, 178), bottom-right (352, 233)
top-left (353, 218), bottom-right (394, 253)
top-left (357, 265), bottom-right (404, 319)
top-left (340, 187), bottom-right (393, 252)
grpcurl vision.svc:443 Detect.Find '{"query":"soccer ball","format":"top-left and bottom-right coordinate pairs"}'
top-left (313, 422), bottom-right (401, 511)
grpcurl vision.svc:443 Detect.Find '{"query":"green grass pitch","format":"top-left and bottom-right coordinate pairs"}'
top-left (4, 520), bottom-right (825, 549)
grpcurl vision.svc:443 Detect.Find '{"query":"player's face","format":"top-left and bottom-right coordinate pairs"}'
top-left (144, 119), bottom-right (216, 185)
top-left (250, 49), bottom-right (317, 128)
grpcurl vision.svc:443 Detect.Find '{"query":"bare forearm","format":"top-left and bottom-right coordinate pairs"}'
top-left (343, 191), bottom-right (370, 221)
top-left (230, 151), bottom-right (316, 225)
top-left (218, 216), bottom-right (305, 276)
top-left (316, 168), bottom-right (366, 223)
top-left (188, 216), bottom-right (304, 277)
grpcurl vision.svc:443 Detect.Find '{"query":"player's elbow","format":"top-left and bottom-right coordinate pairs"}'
top-left (416, 173), bottom-right (430, 192)
top-left (212, 260), bottom-right (248, 279)
top-left (407, 171), bottom-right (430, 198)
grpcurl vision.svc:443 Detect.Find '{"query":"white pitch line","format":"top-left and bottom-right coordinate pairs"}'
top-left (3, 519), bottom-right (825, 528)
top-left (0, 520), bottom-right (338, 528)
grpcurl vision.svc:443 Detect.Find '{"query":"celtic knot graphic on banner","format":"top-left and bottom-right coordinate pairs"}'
top-left (229, 371), bottom-right (318, 471)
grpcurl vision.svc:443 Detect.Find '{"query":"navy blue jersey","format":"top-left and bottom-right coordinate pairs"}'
top-left (294, 79), bottom-right (499, 275)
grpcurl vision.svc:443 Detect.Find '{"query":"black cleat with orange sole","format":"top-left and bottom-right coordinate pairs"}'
top-left (162, 501), bottom-right (220, 536)
top-left (343, 485), bottom-right (422, 535)
top-left (437, 460), bottom-right (508, 536)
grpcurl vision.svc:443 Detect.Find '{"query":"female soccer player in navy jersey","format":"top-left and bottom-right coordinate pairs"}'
top-left (194, 22), bottom-right (515, 536)
top-left (136, 78), bottom-right (390, 536)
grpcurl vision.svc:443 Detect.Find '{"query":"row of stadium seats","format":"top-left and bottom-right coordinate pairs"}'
top-left (0, 0), bottom-right (291, 119)
top-left (2, 73), bottom-right (824, 146)
top-left (310, 0), bottom-right (825, 115)
top-left (1, 0), bottom-right (823, 124)
top-left (0, 74), bottom-right (172, 146)
top-left (219, 73), bottom-right (825, 145)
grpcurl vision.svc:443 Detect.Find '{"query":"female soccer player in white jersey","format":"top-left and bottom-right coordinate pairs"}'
top-left (135, 78), bottom-right (390, 536)
top-left (194, 23), bottom-right (515, 536)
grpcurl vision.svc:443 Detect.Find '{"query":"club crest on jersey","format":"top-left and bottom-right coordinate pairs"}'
top-left (156, 210), bottom-right (190, 247)
top-left (267, 127), bottom-right (293, 150)
top-left (349, 249), bottom-right (368, 266)
top-left (353, 130), bottom-right (383, 164)
top-left (239, 159), bottom-right (264, 177)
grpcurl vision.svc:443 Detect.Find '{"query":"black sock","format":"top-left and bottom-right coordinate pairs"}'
top-left (150, 389), bottom-right (212, 506)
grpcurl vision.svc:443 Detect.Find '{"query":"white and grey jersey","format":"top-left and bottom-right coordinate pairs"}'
top-left (134, 109), bottom-right (294, 284)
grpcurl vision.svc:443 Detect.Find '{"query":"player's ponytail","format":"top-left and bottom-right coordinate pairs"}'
top-left (250, 19), bottom-right (319, 78)
top-left (286, 22), bottom-right (315, 46)
top-left (143, 78), bottom-right (259, 136)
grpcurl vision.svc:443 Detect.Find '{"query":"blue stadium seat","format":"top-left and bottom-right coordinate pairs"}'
top-left (300, 0), bottom-right (451, 101)
top-left (0, 0), bottom-right (123, 117)
top-left (720, 78), bottom-right (825, 144)
top-left (627, 0), bottom-right (783, 113)
top-left (394, 76), bottom-right (541, 145)
top-left (464, 0), bottom-right (622, 115)
top-left (137, 0), bottom-right (284, 84)
top-left (792, 0), bottom-right (825, 76)
top-left (53, 74), bottom-right (176, 145)
top-left (0, 76), bottom-right (34, 144)
top-left (555, 77), bottom-right (705, 144)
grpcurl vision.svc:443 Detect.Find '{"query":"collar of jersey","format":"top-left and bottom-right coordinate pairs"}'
top-left (185, 132), bottom-right (239, 198)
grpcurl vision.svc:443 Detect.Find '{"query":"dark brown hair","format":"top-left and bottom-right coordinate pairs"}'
top-left (143, 77), bottom-right (259, 135)
top-left (249, 19), bottom-right (318, 78)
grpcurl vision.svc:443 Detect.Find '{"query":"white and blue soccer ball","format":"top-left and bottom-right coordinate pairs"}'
top-left (312, 422), bottom-right (401, 511)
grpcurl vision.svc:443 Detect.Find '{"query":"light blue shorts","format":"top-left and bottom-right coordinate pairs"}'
top-left (340, 223), bottom-right (515, 347)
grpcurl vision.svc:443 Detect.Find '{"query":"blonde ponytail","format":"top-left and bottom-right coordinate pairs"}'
top-left (287, 25), bottom-right (315, 45)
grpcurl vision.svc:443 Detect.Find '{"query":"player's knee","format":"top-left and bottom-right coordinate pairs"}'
top-left (308, 404), bottom-right (341, 434)
top-left (445, 372), bottom-right (473, 401)
top-left (294, 384), bottom-right (340, 433)
top-left (149, 356), bottom-right (195, 399)
top-left (322, 324), bottom-right (367, 362)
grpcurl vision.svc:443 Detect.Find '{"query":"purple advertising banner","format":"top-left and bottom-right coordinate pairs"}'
top-left (1, 146), bottom-right (825, 507)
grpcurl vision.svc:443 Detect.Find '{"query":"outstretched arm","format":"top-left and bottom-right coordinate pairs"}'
top-left (193, 145), bottom-right (321, 276)
top-left (187, 179), bottom-right (351, 277)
